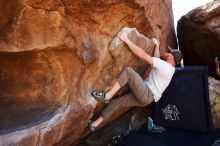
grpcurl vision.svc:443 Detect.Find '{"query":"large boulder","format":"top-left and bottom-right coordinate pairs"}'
top-left (177, 1), bottom-right (220, 78)
top-left (0, 0), bottom-right (176, 145)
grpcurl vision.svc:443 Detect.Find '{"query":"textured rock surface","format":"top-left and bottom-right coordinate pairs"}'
top-left (75, 106), bottom-right (155, 146)
top-left (0, 0), bottom-right (176, 145)
top-left (177, 1), bottom-right (220, 78)
top-left (0, 0), bottom-right (176, 54)
top-left (0, 105), bottom-right (92, 146)
top-left (209, 77), bottom-right (220, 128)
top-left (0, 48), bottom-right (93, 145)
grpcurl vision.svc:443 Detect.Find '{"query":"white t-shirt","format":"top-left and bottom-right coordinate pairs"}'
top-left (145, 57), bottom-right (175, 102)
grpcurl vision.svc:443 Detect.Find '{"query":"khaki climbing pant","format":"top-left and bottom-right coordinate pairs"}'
top-left (100, 67), bottom-right (154, 121)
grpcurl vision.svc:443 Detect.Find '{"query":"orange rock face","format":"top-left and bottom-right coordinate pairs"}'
top-left (0, 0), bottom-right (176, 145)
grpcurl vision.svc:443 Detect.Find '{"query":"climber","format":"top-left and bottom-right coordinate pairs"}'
top-left (215, 56), bottom-right (220, 78)
top-left (89, 30), bottom-right (183, 132)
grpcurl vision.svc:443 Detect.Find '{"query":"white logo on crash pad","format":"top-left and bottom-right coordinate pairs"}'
top-left (162, 104), bottom-right (180, 121)
top-left (212, 139), bottom-right (220, 146)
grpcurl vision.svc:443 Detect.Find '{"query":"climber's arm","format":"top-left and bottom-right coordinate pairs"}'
top-left (151, 38), bottom-right (160, 58)
top-left (117, 31), bottom-right (154, 66)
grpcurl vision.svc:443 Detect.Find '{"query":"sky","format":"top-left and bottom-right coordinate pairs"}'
top-left (172, 0), bottom-right (213, 29)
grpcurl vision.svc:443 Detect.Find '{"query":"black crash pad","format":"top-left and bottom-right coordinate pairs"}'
top-left (155, 66), bottom-right (212, 132)
top-left (119, 126), bottom-right (220, 146)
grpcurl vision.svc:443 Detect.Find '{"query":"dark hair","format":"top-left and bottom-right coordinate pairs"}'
top-left (168, 47), bottom-right (183, 65)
